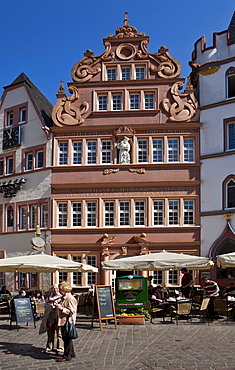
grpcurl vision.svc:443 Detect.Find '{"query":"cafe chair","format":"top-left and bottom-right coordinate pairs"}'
top-left (196, 297), bottom-right (210, 325)
top-left (171, 301), bottom-right (192, 325)
top-left (77, 294), bottom-right (87, 312)
top-left (35, 303), bottom-right (45, 319)
top-left (150, 302), bottom-right (165, 323)
top-left (213, 298), bottom-right (233, 323)
top-left (0, 300), bottom-right (11, 317)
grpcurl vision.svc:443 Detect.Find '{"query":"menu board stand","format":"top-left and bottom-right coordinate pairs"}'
top-left (10, 298), bottom-right (36, 331)
top-left (91, 285), bottom-right (117, 331)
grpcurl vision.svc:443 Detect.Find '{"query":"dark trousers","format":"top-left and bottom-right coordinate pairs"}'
top-left (61, 325), bottom-right (75, 359)
top-left (181, 287), bottom-right (191, 298)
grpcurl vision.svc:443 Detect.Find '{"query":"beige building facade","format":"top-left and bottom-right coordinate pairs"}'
top-left (51, 17), bottom-right (201, 289)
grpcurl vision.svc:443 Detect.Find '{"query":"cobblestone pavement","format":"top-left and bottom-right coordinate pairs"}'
top-left (0, 313), bottom-right (235, 370)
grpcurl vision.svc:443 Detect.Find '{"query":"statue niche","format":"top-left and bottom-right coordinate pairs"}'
top-left (117, 136), bottom-right (131, 164)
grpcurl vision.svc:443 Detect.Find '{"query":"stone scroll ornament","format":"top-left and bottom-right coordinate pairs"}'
top-left (52, 83), bottom-right (89, 127)
top-left (162, 81), bottom-right (198, 122)
top-left (71, 43), bottom-right (114, 83)
top-left (137, 42), bottom-right (181, 79)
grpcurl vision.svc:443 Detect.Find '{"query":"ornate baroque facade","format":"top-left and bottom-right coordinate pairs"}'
top-left (51, 16), bottom-right (201, 289)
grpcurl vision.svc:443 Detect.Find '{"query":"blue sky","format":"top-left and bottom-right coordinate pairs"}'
top-left (1, 1), bottom-right (234, 104)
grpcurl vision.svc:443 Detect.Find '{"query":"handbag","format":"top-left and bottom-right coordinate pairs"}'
top-left (65, 310), bottom-right (78, 340)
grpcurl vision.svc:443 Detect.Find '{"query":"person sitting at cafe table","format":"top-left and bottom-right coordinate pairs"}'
top-left (225, 282), bottom-right (235, 294)
top-left (180, 268), bottom-right (193, 298)
top-left (202, 277), bottom-right (219, 318)
top-left (0, 285), bottom-right (11, 297)
top-left (151, 286), bottom-right (164, 304)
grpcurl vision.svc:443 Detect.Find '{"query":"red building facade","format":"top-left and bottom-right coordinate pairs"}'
top-left (51, 17), bottom-right (201, 289)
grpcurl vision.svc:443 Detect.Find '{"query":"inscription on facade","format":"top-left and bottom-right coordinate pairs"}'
top-left (53, 186), bottom-right (196, 197)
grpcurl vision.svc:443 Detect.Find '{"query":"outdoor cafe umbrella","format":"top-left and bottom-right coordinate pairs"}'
top-left (217, 252), bottom-right (235, 268)
top-left (0, 253), bottom-right (98, 273)
top-left (0, 253), bottom-right (98, 293)
top-left (101, 250), bottom-right (213, 287)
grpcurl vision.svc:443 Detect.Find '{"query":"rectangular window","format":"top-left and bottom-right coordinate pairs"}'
top-left (135, 201), bottom-right (145, 226)
top-left (72, 141), bottom-right (82, 165)
top-left (7, 112), bottom-right (13, 127)
top-left (135, 67), bottom-right (145, 80)
top-left (228, 74), bottom-right (235, 98)
top-left (86, 202), bottom-right (96, 227)
top-left (36, 151), bottom-right (44, 168)
top-left (104, 201), bottom-right (115, 226)
top-left (168, 139), bottom-right (179, 162)
top-left (168, 270), bottom-right (178, 285)
top-left (184, 200), bottom-right (194, 225)
top-left (18, 272), bottom-right (27, 288)
top-left (6, 157), bottom-right (13, 174)
top-left (101, 140), bottom-right (112, 164)
top-left (87, 141), bottom-right (97, 164)
top-left (40, 203), bottom-right (48, 228)
top-left (130, 94), bottom-right (140, 110)
top-left (19, 108), bottom-right (26, 123)
top-left (144, 93), bottom-right (154, 109)
top-left (86, 256), bottom-right (97, 285)
top-left (19, 206), bottom-right (27, 230)
top-left (168, 200), bottom-right (179, 225)
top-left (121, 67), bottom-right (131, 80)
top-left (98, 95), bottom-right (108, 111)
top-left (58, 202), bottom-right (67, 227)
top-left (72, 256), bottom-right (82, 285)
top-left (58, 142), bottom-right (68, 165)
top-left (184, 139), bottom-right (195, 162)
top-left (26, 153), bottom-right (33, 171)
top-left (153, 271), bottom-right (162, 285)
top-left (119, 201), bottom-right (130, 226)
top-left (106, 68), bottom-right (116, 81)
top-left (153, 200), bottom-right (164, 226)
top-left (29, 273), bottom-right (38, 288)
top-left (0, 160), bottom-right (3, 176)
top-left (152, 139), bottom-right (163, 162)
top-left (72, 202), bottom-right (82, 227)
top-left (112, 94), bottom-right (122, 110)
top-left (138, 139), bottom-right (148, 163)
top-left (29, 205), bottom-right (37, 229)
top-left (228, 122), bottom-right (235, 150)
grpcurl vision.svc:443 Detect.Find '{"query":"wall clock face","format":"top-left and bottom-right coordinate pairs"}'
top-left (3, 126), bottom-right (21, 150)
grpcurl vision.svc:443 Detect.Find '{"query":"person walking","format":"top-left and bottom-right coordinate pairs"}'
top-left (55, 281), bottom-right (77, 362)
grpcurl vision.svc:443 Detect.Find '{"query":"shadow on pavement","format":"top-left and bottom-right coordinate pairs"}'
top-left (0, 341), bottom-right (58, 360)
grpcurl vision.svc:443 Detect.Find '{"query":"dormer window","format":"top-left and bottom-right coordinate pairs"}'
top-left (19, 108), bottom-right (26, 123)
top-left (226, 67), bottom-right (235, 98)
top-left (107, 68), bottom-right (116, 81)
top-left (121, 67), bottom-right (131, 80)
top-left (98, 94), bottom-right (108, 111)
top-left (135, 66), bottom-right (145, 80)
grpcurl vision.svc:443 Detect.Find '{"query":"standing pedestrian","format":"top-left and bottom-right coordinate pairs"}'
top-left (55, 281), bottom-right (77, 362)
top-left (180, 268), bottom-right (193, 298)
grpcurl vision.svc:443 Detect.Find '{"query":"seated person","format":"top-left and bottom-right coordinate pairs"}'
top-left (33, 291), bottom-right (44, 303)
top-left (151, 286), bottom-right (164, 305)
top-left (225, 282), bottom-right (235, 294)
top-left (0, 285), bottom-right (11, 297)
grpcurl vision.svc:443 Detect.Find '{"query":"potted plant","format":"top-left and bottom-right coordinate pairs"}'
top-left (119, 308), bottom-right (150, 325)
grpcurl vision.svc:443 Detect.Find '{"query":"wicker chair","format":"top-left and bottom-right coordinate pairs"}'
top-left (171, 301), bottom-right (192, 325)
top-left (213, 298), bottom-right (233, 322)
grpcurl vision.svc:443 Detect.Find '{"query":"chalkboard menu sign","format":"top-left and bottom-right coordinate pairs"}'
top-left (10, 298), bottom-right (35, 330)
top-left (91, 285), bottom-right (117, 331)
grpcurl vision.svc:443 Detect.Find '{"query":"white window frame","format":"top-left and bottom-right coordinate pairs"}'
top-left (104, 201), bottom-right (115, 227)
top-left (153, 200), bottom-right (164, 226)
top-left (86, 141), bottom-right (97, 165)
top-left (72, 141), bottom-right (82, 165)
top-left (6, 157), bottom-right (13, 174)
top-left (119, 201), bottom-right (130, 226)
top-left (19, 206), bottom-right (27, 230)
top-left (106, 68), bottom-right (116, 81)
top-left (138, 139), bottom-right (148, 163)
top-left (168, 139), bottom-right (179, 162)
top-left (152, 139), bottom-right (163, 163)
top-left (183, 139), bottom-right (195, 162)
top-left (129, 93), bottom-right (140, 110)
top-left (72, 255), bottom-right (82, 285)
top-left (72, 202), bottom-right (82, 227)
top-left (7, 112), bottom-right (13, 127)
top-left (29, 205), bottom-right (37, 229)
top-left (112, 94), bottom-right (122, 111)
top-left (35, 150), bottom-right (44, 168)
top-left (134, 200), bottom-right (145, 226)
top-left (135, 66), bottom-right (146, 80)
top-left (40, 203), bottom-right (48, 228)
top-left (57, 202), bottom-right (68, 227)
top-left (121, 67), bottom-right (131, 80)
top-left (86, 201), bottom-right (97, 227)
top-left (144, 92), bottom-right (154, 109)
top-left (97, 94), bottom-right (108, 111)
top-left (101, 140), bottom-right (112, 164)
top-left (168, 200), bottom-right (179, 225)
top-left (58, 142), bottom-right (68, 166)
top-left (183, 200), bottom-right (195, 225)
top-left (86, 255), bottom-right (97, 285)
top-left (19, 108), bottom-right (26, 123)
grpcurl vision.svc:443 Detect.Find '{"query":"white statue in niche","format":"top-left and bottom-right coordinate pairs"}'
top-left (117, 136), bottom-right (131, 164)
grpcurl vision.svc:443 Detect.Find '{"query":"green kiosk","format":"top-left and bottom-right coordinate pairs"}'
top-left (115, 275), bottom-right (148, 309)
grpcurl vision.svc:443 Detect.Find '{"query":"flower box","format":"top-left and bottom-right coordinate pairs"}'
top-left (119, 315), bottom-right (145, 325)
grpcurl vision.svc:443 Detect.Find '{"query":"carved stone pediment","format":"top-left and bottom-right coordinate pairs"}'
top-left (52, 83), bottom-right (89, 127)
top-left (162, 81), bottom-right (198, 122)
top-left (101, 233), bottom-right (116, 245)
top-left (114, 126), bottom-right (135, 138)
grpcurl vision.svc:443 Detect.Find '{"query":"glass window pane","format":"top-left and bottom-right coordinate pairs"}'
top-left (86, 202), bottom-right (96, 226)
top-left (101, 140), bottom-right (112, 164)
top-left (58, 142), bottom-right (68, 165)
top-left (168, 200), bottom-right (179, 225)
top-left (107, 68), bottom-right (116, 81)
top-left (135, 201), bottom-right (145, 226)
top-left (184, 139), bottom-right (194, 162)
top-left (73, 141), bottom-right (82, 164)
top-left (121, 67), bottom-right (131, 80)
top-left (228, 123), bottom-right (235, 150)
top-left (130, 94), bottom-right (140, 110)
top-left (112, 94), bottom-right (122, 110)
top-left (98, 95), bottom-right (107, 111)
top-left (138, 139), bottom-right (148, 163)
top-left (144, 93), bottom-right (154, 109)
top-left (184, 200), bottom-right (194, 224)
top-left (135, 67), bottom-right (145, 79)
top-left (153, 200), bottom-right (164, 225)
top-left (72, 202), bottom-right (82, 226)
top-left (87, 141), bottom-right (97, 164)
top-left (36, 151), bottom-right (44, 168)
top-left (119, 201), bottom-right (130, 226)
top-left (168, 139), bottom-right (179, 162)
top-left (58, 203), bottom-right (67, 227)
top-left (104, 201), bottom-right (114, 226)
top-left (152, 139), bottom-right (163, 162)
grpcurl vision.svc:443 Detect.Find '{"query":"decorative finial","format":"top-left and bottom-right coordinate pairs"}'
top-left (35, 224), bottom-right (41, 236)
top-left (124, 12), bottom-right (129, 27)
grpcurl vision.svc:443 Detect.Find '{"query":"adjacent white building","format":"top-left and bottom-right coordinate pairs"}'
top-left (192, 12), bottom-right (235, 284)
top-left (0, 73), bottom-right (53, 292)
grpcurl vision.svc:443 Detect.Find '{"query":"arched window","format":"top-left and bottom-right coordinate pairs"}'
top-left (7, 206), bottom-right (13, 227)
top-left (217, 239), bottom-right (235, 280)
top-left (227, 179), bottom-right (235, 208)
top-left (226, 67), bottom-right (235, 98)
